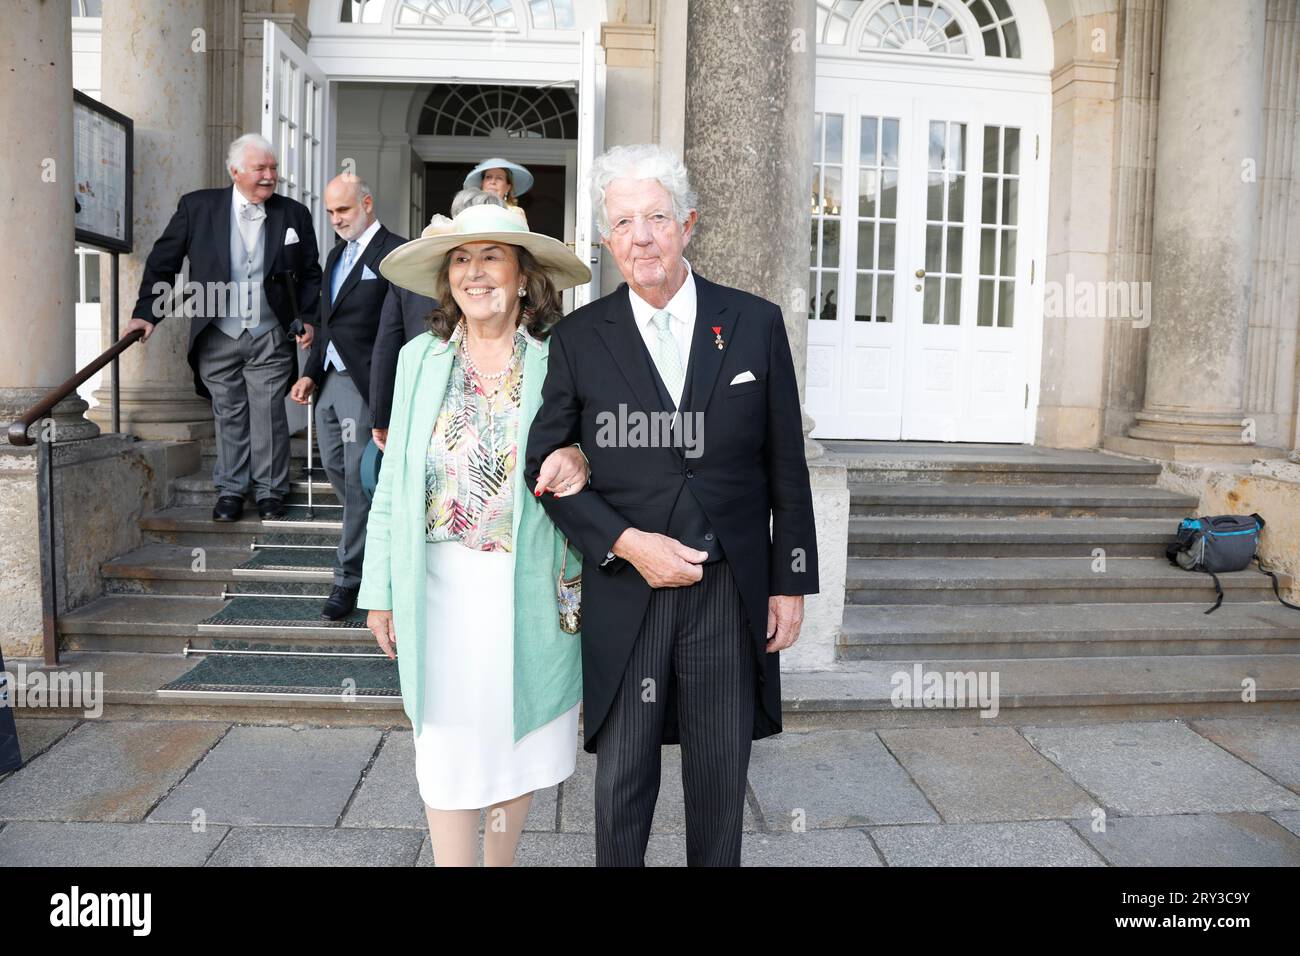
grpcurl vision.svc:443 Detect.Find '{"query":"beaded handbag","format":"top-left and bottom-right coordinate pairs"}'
top-left (557, 539), bottom-right (581, 634)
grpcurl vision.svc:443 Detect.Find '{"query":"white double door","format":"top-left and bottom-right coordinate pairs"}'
top-left (806, 80), bottom-right (1043, 442)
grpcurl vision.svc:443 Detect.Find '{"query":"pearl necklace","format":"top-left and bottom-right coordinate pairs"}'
top-left (457, 320), bottom-right (518, 395)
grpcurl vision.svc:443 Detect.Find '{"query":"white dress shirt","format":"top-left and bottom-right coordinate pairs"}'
top-left (626, 258), bottom-right (696, 372)
top-left (325, 218), bottom-right (383, 373)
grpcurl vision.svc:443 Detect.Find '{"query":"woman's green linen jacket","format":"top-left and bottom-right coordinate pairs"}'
top-left (356, 326), bottom-right (583, 742)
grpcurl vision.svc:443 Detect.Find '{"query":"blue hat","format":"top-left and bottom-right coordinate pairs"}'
top-left (464, 157), bottom-right (534, 197)
top-left (360, 438), bottom-right (383, 502)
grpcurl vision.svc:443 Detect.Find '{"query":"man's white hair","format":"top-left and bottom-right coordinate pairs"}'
top-left (587, 143), bottom-right (698, 237)
top-left (227, 133), bottom-right (276, 177)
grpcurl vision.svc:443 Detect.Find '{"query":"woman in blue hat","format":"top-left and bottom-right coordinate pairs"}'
top-left (464, 157), bottom-right (533, 226)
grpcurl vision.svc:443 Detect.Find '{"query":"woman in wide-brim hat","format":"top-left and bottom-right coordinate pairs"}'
top-left (358, 201), bottom-right (591, 866)
top-left (464, 157), bottom-right (533, 226)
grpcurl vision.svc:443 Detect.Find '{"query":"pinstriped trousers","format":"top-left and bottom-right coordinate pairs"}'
top-left (594, 559), bottom-right (757, 867)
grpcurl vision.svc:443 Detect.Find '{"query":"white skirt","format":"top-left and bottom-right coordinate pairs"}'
top-left (414, 539), bottom-right (579, 810)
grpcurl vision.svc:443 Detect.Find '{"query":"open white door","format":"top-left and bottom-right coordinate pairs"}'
top-left (572, 28), bottom-right (604, 308)
top-left (262, 21), bottom-right (330, 258)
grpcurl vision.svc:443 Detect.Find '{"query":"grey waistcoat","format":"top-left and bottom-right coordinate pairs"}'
top-left (214, 212), bottom-right (277, 340)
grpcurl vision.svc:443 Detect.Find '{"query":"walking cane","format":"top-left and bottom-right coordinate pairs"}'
top-left (305, 391), bottom-right (315, 521)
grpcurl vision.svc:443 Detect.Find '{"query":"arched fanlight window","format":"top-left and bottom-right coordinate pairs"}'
top-left (861, 0), bottom-right (969, 54)
top-left (340, 0), bottom-right (385, 23)
top-left (397, 0), bottom-right (517, 28)
top-left (70, 0), bottom-right (103, 16)
top-left (817, 0), bottom-right (1021, 58)
top-left (526, 0), bottom-right (575, 29)
top-left (417, 84), bottom-right (577, 139)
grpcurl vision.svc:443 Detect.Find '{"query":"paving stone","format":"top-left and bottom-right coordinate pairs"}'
top-left (871, 821), bottom-right (1105, 866)
top-left (0, 720), bottom-right (228, 822)
top-left (0, 821), bottom-right (227, 866)
top-left (340, 728), bottom-right (562, 831)
top-left (149, 725), bottom-right (381, 826)
top-left (559, 745), bottom-right (756, 833)
top-left (1071, 812), bottom-right (1300, 866)
top-left (1020, 721), bottom-right (1300, 815)
top-left (206, 825), bottom-right (422, 866)
top-left (1188, 716), bottom-right (1300, 791)
top-left (1269, 811), bottom-right (1300, 839)
top-left (878, 726), bottom-right (1099, 822)
top-left (748, 729), bottom-right (940, 828)
top-left (741, 829), bottom-right (882, 866)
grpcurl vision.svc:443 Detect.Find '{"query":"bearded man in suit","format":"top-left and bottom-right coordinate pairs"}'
top-left (289, 174), bottom-right (406, 619)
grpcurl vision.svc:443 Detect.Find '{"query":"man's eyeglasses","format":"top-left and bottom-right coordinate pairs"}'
top-left (607, 212), bottom-right (678, 237)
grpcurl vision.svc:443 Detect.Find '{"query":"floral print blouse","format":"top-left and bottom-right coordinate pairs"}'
top-left (425, 321), bottom-right (528, 552)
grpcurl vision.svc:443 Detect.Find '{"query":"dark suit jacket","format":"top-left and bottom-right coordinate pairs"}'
top-left (130, 185), bottom-right (322, 399)
top-left (525, 273), bottom-right (821, 754)
top-left (303, 224), bottom-right (407, 405)
top-left (370, 284), bottom-right (438, 429)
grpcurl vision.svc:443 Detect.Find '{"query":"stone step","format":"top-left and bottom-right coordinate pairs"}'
top-left (172, 473), bottom-right (338, 507)
top-left (56, 594), bottom-right (369, 654)
top-left (22, 650), bottom-right (1300, 724)
top-left (101, 544), bottom-right (334, 595)
top-left (141, 505), bottom-right (342, 546)
top-left (849, 482), bottom-right (1196, 518)
top-left (839, 602), bottom-right (1300, 660)
top-left (843, 556), bottom-right (1285, 605)
top-left (823, 441), bottom-right (1163, 486)
top-left (849, 516), bottom-right (1176, 557)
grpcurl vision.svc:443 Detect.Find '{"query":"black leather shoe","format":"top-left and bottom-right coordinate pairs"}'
top-left (212, 495), bottom-right (245, 522)
top-left (257, 497), bottom-right (287, 520)
top-left (321, 585), bottom-right (360, 621)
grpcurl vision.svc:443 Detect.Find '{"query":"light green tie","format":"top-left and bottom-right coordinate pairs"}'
top-left (650, 309), bottom-right (685, 408)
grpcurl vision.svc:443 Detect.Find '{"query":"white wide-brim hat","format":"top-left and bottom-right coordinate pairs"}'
top-left (378, 203), bottom-right (591, 297)
top-left (464, 157), bottom-right (534, 196)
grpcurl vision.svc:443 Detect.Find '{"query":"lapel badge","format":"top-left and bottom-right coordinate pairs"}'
top-left (712, 325), bottom-right (724, 350)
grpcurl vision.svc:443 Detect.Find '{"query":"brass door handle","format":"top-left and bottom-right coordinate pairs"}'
top-left (915, 268), bottom-right (926, 278)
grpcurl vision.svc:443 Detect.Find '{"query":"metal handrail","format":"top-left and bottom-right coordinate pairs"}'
top-left (4, 324), bottom-right (144, 667)
top-left (6, 327), bottom-right (143, 446)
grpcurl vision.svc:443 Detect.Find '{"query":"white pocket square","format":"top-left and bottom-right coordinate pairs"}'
top-left (284, 227), bottom-right (300, 245)
top-left (730, 370), bottom-right (756, 385)
top-left (361, 264), bottom-right (378, 280)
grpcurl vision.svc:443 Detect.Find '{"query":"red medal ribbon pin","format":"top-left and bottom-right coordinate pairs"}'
top-left (712, 325), bottom-right (724, 350)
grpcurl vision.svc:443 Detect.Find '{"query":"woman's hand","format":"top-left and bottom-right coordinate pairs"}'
top-left (533, 445), bottom-right (589, 498)
top-left (368, 609), bottom-right (397, 659)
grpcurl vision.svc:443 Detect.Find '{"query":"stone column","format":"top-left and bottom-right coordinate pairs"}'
top-left (1128, 0), bottom-right (1266, 448)
top-left (0, 2), bottom-right (97, 444)
top-left (684, 0), bottom-right (847, 671)
top-left (88, 0), bottom-right (215, 439)
top-left (683, 0), bottom-right (820, 457)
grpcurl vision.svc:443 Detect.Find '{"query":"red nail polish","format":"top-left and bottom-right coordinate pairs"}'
top-left (534, 489), bottom-right (542, 497)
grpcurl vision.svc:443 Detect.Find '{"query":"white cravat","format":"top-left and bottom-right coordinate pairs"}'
top-left (234, 193), bottom-right (265, 255)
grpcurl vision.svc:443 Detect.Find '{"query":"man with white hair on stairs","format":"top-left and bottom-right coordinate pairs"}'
top-left (122, 132), bottom-right (322, 524)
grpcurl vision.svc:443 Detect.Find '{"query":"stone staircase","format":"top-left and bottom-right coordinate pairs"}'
top-left (42, 437), bottom-right (1300, 723)
top-left (817, 440), bottom-right (1300, 717)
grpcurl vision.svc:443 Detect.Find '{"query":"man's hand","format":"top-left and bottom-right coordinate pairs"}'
top-left (368, 609), bottom-right (397, 659)
top-left (533, 445), bottom-right (590, 498)
top-left (613, 528), bottom-right (707, 588)
top-left (289, 376), bottom-right (316, 405)
top-left (372, 427), bottom-right (388, 452)
top-left (122, 317), bottom-right (155, 342)
top-left (766, 594), bottom-right (804, 652)
top-left (295, 322), bottom-right (315, 349)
